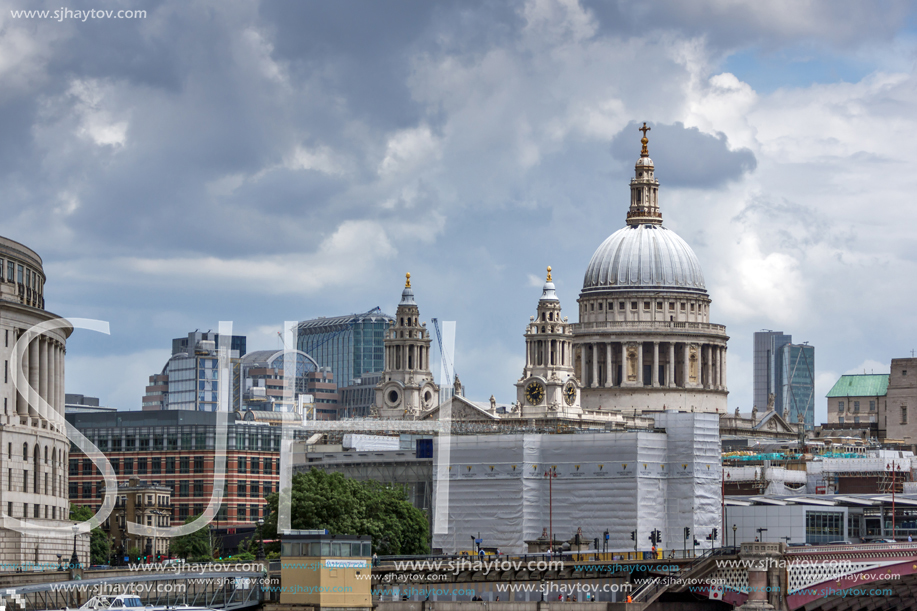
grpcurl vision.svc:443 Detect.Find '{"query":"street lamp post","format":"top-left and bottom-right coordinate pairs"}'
top-left (544, 468), bottom-right (557, 553)
top-left (70, 524), bottom-right (80, 569)
top-left (257, 518), bottom-right (265, 560)
top-left (732, 524), bottom-right (737, 549)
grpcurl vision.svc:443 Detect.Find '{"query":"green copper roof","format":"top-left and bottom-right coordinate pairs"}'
top-left (826, 374), bottom-right (889, 398)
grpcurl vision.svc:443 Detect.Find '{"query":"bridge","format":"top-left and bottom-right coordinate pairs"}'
top-left (0, 567), bottom-right (265, 611)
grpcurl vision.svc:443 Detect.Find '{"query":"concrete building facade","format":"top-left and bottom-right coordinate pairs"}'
top-left (0, 235), bottom-right (88, 567)
top-left (885, 358), bottom-right (917, 446)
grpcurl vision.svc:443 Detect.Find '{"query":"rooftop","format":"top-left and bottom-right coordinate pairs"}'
top-left (826, 374), bottom-right (889, 398)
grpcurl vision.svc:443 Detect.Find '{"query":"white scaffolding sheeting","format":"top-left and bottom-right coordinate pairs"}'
top-left (432, 413), bottom-right (720, 554)
top-left (342, 434), bottom-right (400, 451)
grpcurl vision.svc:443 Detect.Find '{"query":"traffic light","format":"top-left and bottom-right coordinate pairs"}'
top-left (712, 528), bottom-right (718, 540)
top-left (653, 529), bottom-right (662, 544)
top-left (693, 538), bottom-right (700, 547)
top-left (630, 531), bottom-right (636, 541)
top-left (684, 527), bottom-right (690, 540)
top-left (604, 530), bottom-right (610, 541)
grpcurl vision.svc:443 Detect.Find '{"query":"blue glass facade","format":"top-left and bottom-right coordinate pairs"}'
top-left (780, 343), bottom-right (815, 430)
top-left (296, 308), bottom-right (393, 389)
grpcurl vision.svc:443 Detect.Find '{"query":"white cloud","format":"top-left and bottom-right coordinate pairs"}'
top-left (68, 79), bottom-right (129, 147)
top-left (379, 125), bottom-right (441, 177)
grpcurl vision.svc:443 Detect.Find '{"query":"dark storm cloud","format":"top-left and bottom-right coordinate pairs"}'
top-left (609, 122), bottom-right (756, 188)
top-left (581, 0), bottom-right (913, 51)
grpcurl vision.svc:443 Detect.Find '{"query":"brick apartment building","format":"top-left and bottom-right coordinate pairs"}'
top-left (66, 411), bottom-right (282, 527)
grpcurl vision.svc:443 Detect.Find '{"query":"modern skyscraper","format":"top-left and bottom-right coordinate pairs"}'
top-left (753, 330), bottom-right (792, 412)
top-left (780, 342), bottom-right (815, 430)
top-left (296, 308), bottom-right (393, 390)
top-left (753, 331), bottom-right (815, 429)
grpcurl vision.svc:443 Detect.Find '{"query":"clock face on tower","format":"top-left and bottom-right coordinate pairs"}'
top-left (525, 381), bottom-right (545, 405)
top-left (564, 383), bottom-right (577, 406)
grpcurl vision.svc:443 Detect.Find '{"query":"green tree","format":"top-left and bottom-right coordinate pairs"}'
top-left (262, 469), bottom-right (429, 556)
top-left (69, 504), bottom-right (111, 565)
top-left (169, 514), bottom-right (213, 562)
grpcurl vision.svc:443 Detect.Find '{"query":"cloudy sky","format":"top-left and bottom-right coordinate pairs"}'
top-left (4, 0), bottom-right (917, 424)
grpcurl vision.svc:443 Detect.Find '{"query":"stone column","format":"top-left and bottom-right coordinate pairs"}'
top-left (705, 345), bottom-right (712, 389)
top-left (39, 337), bottom-right (48, 407)
top-left (620, 343), bottom-right (627, 385)
top-left (722, 347), bottom-right (727, 390)
top-left (59, 345), bottom-right (65, 412)
top-left (605, 343), bottom-right (612, 387)
top-left (667, 343), bottom-right (675, 387)
top-left (683, 343), bottom-right (690, 388)
top-left (16, 332), bottom-right (28, 416)
top-left (591, 343), bottom-right (598, 388)
top-left (580, 346), bottom-right (587, 385)
top-left (49, 342), bottom-right (58, 416)
top-left (716, 346), bottom-right (722, 390)
top-left (28, 337), bottom-right (39, 417)
top-left (636, 343), bottom-right (644, 386)
top-left (652, 342), bottom-right (659, 387)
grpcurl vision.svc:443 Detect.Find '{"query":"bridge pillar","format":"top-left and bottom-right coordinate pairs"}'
top-left (735, 542), bottom-right (787, 611)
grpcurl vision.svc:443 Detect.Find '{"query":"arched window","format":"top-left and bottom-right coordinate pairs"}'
top-left (23, 443), bottom-right (28, 461)
top-left (44, 446), bottom-right (48, 464)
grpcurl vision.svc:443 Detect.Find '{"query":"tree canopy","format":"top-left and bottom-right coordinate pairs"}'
top-left (70, 504), bottom-right (110, 565)
top-left (263, 469), bottom-right (429, 556)
top-left (169, 514), bottom-right (213, 561)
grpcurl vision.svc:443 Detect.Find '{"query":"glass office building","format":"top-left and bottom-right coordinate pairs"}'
top-left (296, 308), bottom-right (393, 390)
top-left (753, 330), bottom-right (792, 414)
top-left (780, 342), bottom-right (815, 431)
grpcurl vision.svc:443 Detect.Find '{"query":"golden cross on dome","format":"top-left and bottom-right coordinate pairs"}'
top-left (546, 266), bottom-right (552, 282)
top-left (639, 122), bottom-right (650, 157)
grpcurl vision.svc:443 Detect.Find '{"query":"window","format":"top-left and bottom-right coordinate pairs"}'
top-left (805, 511), bottom-right (843, 545)
top-left (618, 301), bottom-right (624, 310)
top-left (630, 302), bottom-right (637, 310)
top-left (656, 302), bottom-right (662, 310)
top-left (6, 261), bottom-right (12, 282)
top-left (82, 458), bottom-right (91, 474)
top-left (643, 301), bottom-right (650, 310)
top-left (668, 302), bottom-right (674, 311)
top-left (853, 401), bottom-right (860, 413)
top-left (167, 434), bottom-right (178, 450)
top-left (193, 481), bottom-right (203, 497)
top-left (870, 401), bottom-right (876, 411)
top-left (82, 482), bottom-right (92, 499)
top-left (179, 504), bottom-right (189, 520)
top-left (180, 457), bottom-right (189, 474)
top-left (597, 302), bottom-right (602, 310)
top-left (138, 458), bottom-right (147, 475)
top-left (251, 482), bottom-right (260, 497)
top-left (854, 416), bottom-right (860, 423)
top-left (680, 302), bottom-right (686, 311)
top-left (166, 457), bottom-right (175, 474)
top-left (238, 482), bottom-right (246, 498)
top-left (238, 457), bottom-right (246, 474)
top-left (112, 458), bottom-right (120, 475)
top-left (250, 457), bottom-right (259, 473)
top-left (264, 460), bottom-right (271, 475)
top-left (179, 481), bottom-right (189, 497)
top-left (839, 417), bottom-right (845, 423)
top-left (181, 433), bottom-right (192, 450)
top-left (193, 503), bottom-right (203, 516)
top-left (16, 264), bottom-right (22, 284)
top-left (195, 432), bottom-right (206, 449)
top-left (69, 460), bottom-right (78, 476)
top-left (194, 456), bottom-right (204, 473)
top-left (251, 504), bottom-right (259, 520)
top-left (151, 458), bottom-right (161, 475)
top-left (153, 435), bottom-right (164, 450)
top-left (902, 406), bottom-right (908, 425)
top-left (69, 482), bottom-right (77, 498)
top-left (237, 504), bottom-right (246, 520)
top-left (124, 458), bottom-right (133, 475)
top-left (690, 303), bottom-right (695, 312)
top-left (838, 401), bottom-right (844, 412)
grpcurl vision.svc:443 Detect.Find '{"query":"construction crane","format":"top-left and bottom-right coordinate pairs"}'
top-left (431, 318), bottom-right (457, 383)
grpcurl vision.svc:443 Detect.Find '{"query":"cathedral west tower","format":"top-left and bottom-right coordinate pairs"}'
top-left (374, 273), bottom-right (439, 419)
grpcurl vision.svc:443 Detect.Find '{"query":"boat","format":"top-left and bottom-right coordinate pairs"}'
top-left (66, 594), bottom-right (215, 611)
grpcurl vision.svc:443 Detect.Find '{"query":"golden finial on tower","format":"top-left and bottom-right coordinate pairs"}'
top-left (405, 272), bottom-right (411, 288)
top-left (639, 122), bottom-right (651, 157)
top-left (546, 266), bottom-right (552, 282)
